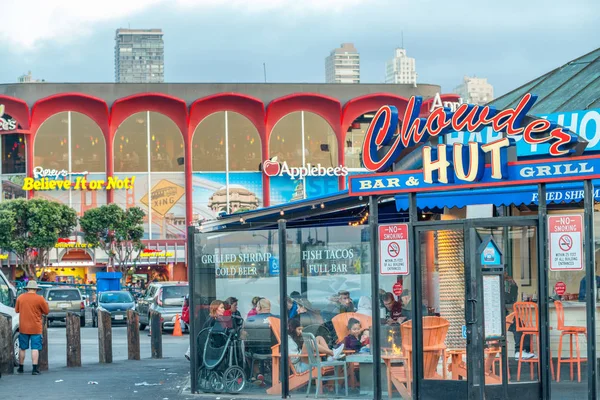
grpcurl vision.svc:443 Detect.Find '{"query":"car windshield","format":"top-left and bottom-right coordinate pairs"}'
top-left (162, 286), bottom-right (188, 299)
top-left (47, 290), bottom-right (80, 301)
top-left (99, 292), bottom-right (133, 303)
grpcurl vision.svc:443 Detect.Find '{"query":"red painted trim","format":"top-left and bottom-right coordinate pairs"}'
top-left (266, 93), bottom-right (342, 198)
top-left (188, 93), bottom-right (267, 212)
top-left (184, 132), bottom-right (193, 228)
top-left (0, 95), bottom-right (30, 131)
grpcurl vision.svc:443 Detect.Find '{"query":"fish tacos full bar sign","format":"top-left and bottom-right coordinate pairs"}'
top-left (349, 94), bottom-right (592, 196)
top-left (22, 167), bottom-right (135, 191)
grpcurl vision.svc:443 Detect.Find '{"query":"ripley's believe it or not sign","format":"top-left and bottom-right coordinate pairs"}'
top-left (349, 94), bottom-right (595, 196)
top-left (22, 167), bottom-right (135, 191)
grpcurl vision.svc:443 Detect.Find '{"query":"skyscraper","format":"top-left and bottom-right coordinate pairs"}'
top-left (385, 48), bottom-right (417, 85)
top-left (454, 76), bottom-right (494, 105)
top-left (115, 28), bottom-right (164, 83)
top-left (325, 43), bottom-right (360, 84)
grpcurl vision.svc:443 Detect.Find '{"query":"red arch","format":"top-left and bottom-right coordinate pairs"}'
top-left (0, 95), bottom-right (30, 131)
top-left (266, 93), bottom-right (342, 192)
top-left (29, 93), bottom-right (110, 200)
top-left (341, 93), bottom-right (410, 138)
top-left (188, 93), bottom-right (266, 212)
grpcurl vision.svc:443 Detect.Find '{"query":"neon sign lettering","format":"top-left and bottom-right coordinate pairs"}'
top-left (363, 93), bottom-right (580, 173)
top-left (0, 104), bottom-right (18, 131)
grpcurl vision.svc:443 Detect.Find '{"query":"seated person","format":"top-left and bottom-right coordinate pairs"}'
top-left (356, 296), bottom-right (372, 317)
top-left (247, 296), bottom-right (262, 318)
top-left (344, 318), bottom-right (370, 353)
top-left (578, 274), bottom-right (600, 301)
top-left (383, 292), bottom-right (405, 325)
top-left (203, 300), bottom-right (227, 330)
top-left (288, 318), bottom-right (344, 373)
top-left (338, 290), bottom-right (356, 313)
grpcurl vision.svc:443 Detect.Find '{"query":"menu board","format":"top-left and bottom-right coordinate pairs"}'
top-left (483, 275), bottom-right (503, 340)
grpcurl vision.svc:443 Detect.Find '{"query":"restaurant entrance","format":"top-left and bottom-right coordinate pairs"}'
top-left (413, 217), bottom-right (544, 400)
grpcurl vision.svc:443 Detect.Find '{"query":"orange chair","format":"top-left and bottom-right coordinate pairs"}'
top-left (555, 301), bottom-right (587, 382)
top-left (400, 317), bottom-right (449, 380)
top-left (331, 313), bottom-right (372, 344)
top-left (514, 302), bottom-right (548, 381)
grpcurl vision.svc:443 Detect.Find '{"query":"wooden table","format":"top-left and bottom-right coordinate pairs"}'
top-left (345, 353), bottom-right (409, 398)
top-left (447, 348), bottom-right (502, 384)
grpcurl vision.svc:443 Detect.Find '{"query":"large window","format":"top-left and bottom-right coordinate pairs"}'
top-left (345, 112), bottom-right (375, 170)
top-left (113, 111), bottom-right (185, 239)
top-left (33, 112), bottom-right (106, 213)
top-left (0, 133), bottom-right (26, 201)
top-left (191, 111), bottom-right (262, 222)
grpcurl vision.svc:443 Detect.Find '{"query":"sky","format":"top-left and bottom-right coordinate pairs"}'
top-left (0, 0), bottom-right (599, 97)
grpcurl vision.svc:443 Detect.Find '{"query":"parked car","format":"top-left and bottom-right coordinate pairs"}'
top-left (0, 270), bottom-right (19, 366)
top-left (91, 290), bottom-right (135, 327)
top-left (44, 286), bottom-right (85, 327)
top-left (137, 282), bottom-right (188, 331)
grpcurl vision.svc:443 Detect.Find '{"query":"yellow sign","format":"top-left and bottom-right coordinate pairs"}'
top-left (140, 179), bottom-right (185, 217)
top-left (0, 254), bottom-right (8, 260)
top-left (23, 167), bottom-right (136, 191)
top-left (140, 250), bottom-right (174, 258)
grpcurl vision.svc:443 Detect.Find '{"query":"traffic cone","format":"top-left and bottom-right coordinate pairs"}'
top-left (173, 314), bottom-right (183, 337)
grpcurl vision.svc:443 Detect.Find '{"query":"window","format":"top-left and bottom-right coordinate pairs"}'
top-left (0, 275), bottom-right (10, 307)
top-left (345, 112), bottom-right (376, 169)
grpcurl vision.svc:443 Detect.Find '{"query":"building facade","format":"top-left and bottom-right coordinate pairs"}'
top-left (385, 48), bottom-right (417, 85)
top-left (18, 71), bottom-right (44, 83)
top-left (0, 82), bottom-right (444, 283)
top-left (114, 29), bottom-right (164, 83)
top-left (453, 75), bottom-right (494, 105)
top-left (325, 43), bottom-right (360, 84)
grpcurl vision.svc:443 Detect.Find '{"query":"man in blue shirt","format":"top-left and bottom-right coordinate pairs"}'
top-left (578, 275), bottom-right (600, 301)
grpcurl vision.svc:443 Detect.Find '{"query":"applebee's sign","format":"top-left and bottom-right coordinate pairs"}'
top-left (0, 104), bottom-right (18, 131)
top-left (349, 93), bottom-right (590, 196)
top-left (263, 157), bottom-right (348, 180)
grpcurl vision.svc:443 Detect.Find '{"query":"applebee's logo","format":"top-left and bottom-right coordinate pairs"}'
top-left (0, 104), bottom-right (17, 131)
top-left (262, 157), bottom-right (348, 180)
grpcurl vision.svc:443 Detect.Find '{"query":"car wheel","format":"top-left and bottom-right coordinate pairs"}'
top-left (13, 331), bottom-right (19, 366)
top-left (80, 316), bottom-right (86, 328)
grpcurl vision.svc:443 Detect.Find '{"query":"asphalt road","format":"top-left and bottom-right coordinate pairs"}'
top-left (0, 323), bottom-right (192, 400)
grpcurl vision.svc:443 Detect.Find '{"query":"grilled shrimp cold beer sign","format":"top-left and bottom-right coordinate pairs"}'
top-left (348, 94), bottom-right (596, 196)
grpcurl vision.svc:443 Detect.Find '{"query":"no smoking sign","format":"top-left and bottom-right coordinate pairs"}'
top-left (379, 224), bottom-right (409, 275)
top-left (548, 215), bottom-right (583, 271)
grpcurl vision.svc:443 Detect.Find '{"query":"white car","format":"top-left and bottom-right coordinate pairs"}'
top-left (0, 270), bottom-right (19, 366)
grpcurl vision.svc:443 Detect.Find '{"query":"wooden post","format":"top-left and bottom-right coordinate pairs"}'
top-left (127, 310), bottom-right (140, 360)
top-left (0, 313), bottom-right (13, 375)
top-left (97, 309), bottom-right (113, 364)
top-left (65, 312), bottom-right (81, 367)
top-left (39, 315), bottom-right (48, 371)
top-left (150, 311), bottom-right (162, 359)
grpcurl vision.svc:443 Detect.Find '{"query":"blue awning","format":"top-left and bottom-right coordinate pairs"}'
top-left (395, 181), bottom-right (600, 211)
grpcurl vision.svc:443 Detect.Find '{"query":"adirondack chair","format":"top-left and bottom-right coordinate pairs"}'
top-left (266, 316), bottom-right (335, 395)
top-left (400, 317), bottom-right (449, 379)
top-left (331, 312), bottom-right (373, 344)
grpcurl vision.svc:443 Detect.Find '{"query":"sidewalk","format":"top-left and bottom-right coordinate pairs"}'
top-left (0, 357), bottom-right (192, 400)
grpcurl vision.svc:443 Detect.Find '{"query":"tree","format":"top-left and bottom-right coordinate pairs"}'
top-left (0, 199), bottom-right (78, 278)
top-left (79, 204), bottom-right (145, 277)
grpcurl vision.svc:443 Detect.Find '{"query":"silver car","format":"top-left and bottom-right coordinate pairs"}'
top-left (136, 282), bottom-right (188, 331)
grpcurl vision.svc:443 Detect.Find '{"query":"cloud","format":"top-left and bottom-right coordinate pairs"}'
top-left (0, 0), bottom-right (369, 51)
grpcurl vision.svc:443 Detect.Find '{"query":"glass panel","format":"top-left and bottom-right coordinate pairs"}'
top-left (345, 112), bottom-right (375, 169)
top-left (420, 228), bottom-right (465, 391)
top-left (114, 111), bottom-right (148, 173)
top-left (34, 112), bottom-right (69, 170)
top-left (112, 173), bottom-right (150, 239)
top-left (1, 134), bottom-right (26, 174)
top-left (192, 112), bottom-right (226, 172)
top-left (285, 225), bottom-right (372, 397)
top-left (193, 229), bottom-right (280, 397)
top-left (71, 172), bottom-right (107, 216)
top-left (1, 175), bottom-right (26, 200)
top-left (270, 112), bottom-right (302, 167)
top-left (149, 111), bottom-right (184, 173)
top-left (149, 173), bottom-right (186, 239)
top-left (303, 112), bottom-right (337, 168)
top-left (71, 112), bottom-right (106, 173)
top-left (227, 111), bottom-right (261, 172)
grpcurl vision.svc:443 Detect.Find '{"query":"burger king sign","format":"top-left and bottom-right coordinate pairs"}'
top-left (263, 157), bottom-right (348, 180)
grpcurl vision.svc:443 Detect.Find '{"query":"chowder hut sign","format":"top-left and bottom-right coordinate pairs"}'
top-left (349, 94), bottom-right (594, 196)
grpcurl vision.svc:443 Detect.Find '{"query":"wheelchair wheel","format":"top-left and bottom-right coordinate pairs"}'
top-left (223, 366), bottom-right (246, 393)
top-left (196, 367), bottom-right (210, 392)
top-left (208, 371), bottom-right (224, 393)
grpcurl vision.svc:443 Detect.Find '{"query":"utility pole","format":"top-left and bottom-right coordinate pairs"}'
top-left (263, 63), bottom-right (267, 83)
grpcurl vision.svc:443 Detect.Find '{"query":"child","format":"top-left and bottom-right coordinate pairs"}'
top-left (247, 296), bottom-right (262, 318)
top-left (344, 318), bottom-right (370, 353)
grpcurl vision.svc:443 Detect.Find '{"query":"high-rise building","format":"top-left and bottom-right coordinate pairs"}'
top-left (385, 48), bottom-right (417, 85)
top-left (325, 43), bottom-right (360, 84)
top-left (18, 71), bottom-right (44, 83)
top-left (115, 28), bottom-right (164, 83)
top-left (454, 76), bottom-right (494, 105)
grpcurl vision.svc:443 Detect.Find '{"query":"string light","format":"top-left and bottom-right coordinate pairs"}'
top-left (349, 211), bottom-right (369, 226)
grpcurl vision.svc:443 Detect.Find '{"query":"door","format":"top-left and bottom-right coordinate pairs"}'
top-left (413, 219), bottom-right (543, 400)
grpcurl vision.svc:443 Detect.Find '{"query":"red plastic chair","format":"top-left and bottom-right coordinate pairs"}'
top-left (555, 301), bottom-right (587, 382)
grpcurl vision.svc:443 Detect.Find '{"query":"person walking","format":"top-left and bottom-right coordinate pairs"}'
top-left (15, 281), bottom-right (49, 375)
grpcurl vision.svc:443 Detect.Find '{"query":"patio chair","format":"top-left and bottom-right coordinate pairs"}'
top-left (331, 312), bottom-right (373, 344)
top-left (302, 332), bottom-right (348, 398)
